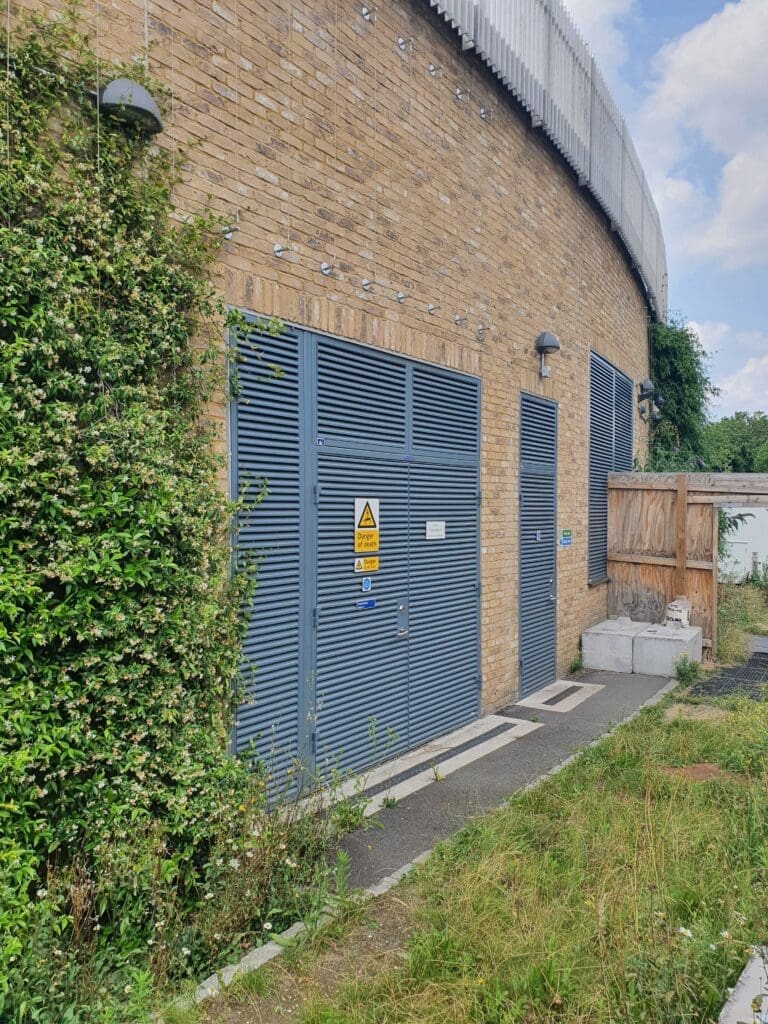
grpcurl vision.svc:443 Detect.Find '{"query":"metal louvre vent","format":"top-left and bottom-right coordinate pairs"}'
top-left (317, 337), bottom-right (407, 450)
top-left (588, 353), bottom-right (633, 584)
top-left (231, 325), bottom-right (303, 780)
top-left (412, 365), bottom-right (480, 458)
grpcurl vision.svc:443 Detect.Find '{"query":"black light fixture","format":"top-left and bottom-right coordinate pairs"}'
top-left (638, 378), bottom-right (663, 421)
top-left (535, 331), bottom-right (561, 378)
top-left (94, 77), bottom-right (163, 135)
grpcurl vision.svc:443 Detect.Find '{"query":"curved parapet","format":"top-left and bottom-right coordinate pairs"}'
top-left (429, 0), bottom-right (668, 320)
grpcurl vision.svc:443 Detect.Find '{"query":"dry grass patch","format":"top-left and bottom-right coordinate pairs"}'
top-left (663, 703), bottom-right (728, 723)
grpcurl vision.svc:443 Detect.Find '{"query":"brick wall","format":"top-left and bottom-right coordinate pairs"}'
top-left (19, 0), bottom-right (651, 708)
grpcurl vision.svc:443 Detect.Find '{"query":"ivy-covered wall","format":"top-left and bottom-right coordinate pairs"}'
top-left (1, 14), bottom-right (332, 1022)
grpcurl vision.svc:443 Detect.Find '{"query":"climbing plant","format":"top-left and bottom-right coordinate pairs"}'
top-left (0, 11), bottom-right (333, 1022)
top-left (648, 318), bottom-right (718, 470)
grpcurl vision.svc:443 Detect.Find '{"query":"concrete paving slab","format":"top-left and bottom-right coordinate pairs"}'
top-left (515, 679), bottom-right (603, 713)
top-left (339, 670), bottom-right (671, 890)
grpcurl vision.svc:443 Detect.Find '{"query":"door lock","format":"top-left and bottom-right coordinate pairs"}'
top-left (397, 601), bottom-right (409, 638)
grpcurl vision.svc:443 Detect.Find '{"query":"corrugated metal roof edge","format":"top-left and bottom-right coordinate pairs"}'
top-left (426, 0), bottom-right (668, 322)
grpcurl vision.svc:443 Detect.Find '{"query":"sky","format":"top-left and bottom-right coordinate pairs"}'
top-left (563, 0), bottom-right (768, 420)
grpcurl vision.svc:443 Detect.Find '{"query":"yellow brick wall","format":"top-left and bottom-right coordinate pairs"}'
top-left (19, 0), bottom-right (651, 708)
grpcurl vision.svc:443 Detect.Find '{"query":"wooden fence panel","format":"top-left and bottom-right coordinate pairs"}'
top-left (607, 473), bottom-right (768, 656)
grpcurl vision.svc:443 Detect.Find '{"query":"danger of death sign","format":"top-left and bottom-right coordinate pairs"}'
top-left (354, 498), bottom-right (380, 553)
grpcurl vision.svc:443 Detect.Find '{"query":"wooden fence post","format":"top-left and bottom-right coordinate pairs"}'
top-left (675, 475), bottom-right (689, 597)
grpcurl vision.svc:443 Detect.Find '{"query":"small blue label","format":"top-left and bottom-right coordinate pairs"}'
top-left (316, 437), bottom-right (326, 446)
top-left (356, 598), bottom-right (376, 610)
top-left (559, 536), bottom-right (572, 547)
top-left (361, 577), bottom-right (372, 593)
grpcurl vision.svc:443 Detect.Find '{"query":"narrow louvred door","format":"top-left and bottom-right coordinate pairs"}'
top-left (588, 354), bottom-right (615, 584)
top-left (519, 393), bottom-right (558, 698)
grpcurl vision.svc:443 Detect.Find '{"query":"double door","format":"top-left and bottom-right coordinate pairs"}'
top-left (232, 323), bottom-right (481, 781)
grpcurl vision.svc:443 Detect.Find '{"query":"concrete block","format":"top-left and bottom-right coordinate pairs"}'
top-left (582, 617), bottom-right (651, 673)
top-left (633, 623), bottom-right (703, 678)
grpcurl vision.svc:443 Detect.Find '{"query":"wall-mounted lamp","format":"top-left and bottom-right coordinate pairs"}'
top-left (637, 378), bottom-right (663, 421)
top-left (93, 78), bottom-right (163, 135)
top-left (535, 331), bottom-right (561, 378)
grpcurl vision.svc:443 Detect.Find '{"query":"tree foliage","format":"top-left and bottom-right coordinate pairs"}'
top-left (647, 318), bottom-right (718, 470)
top-left (703, 412), bottom-right (768, 472)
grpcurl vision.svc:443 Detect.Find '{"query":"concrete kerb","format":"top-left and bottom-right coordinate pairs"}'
top-left (169, 678), bottom-right (679, 1015)
top-left (718, 947), bottom-right (768, 1023)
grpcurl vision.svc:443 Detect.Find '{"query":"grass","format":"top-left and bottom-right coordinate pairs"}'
top-left (568, 649), bottom-right (584, 674)
top-left (675, 654), bottom-right (699, 685)
top-left (160, 1000), bottom-right (201, 1024)
top-left (294, 696), bottom-right (768, 1024)
top-left (224, 966), bottom-right (275, 1002)
top-left (717, 582), bottom-right (768, 663)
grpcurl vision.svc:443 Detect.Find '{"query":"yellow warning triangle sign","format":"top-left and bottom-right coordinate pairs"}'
top-left (357, 501), bottom-right (377, 529)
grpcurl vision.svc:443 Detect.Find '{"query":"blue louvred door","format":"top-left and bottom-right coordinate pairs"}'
top-left (231, 321), bottom-right (481, 783)
top-left (313, 337), bottom-right (411, 775)
top-left (519, 393), bottom-right (558, 697)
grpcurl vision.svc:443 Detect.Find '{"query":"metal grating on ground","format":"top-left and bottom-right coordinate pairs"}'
top-left (690, 650), bottom-right (768, 700)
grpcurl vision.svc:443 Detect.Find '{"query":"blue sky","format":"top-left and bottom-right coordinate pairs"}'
top-left (564, 0), bottom-right (768, 419)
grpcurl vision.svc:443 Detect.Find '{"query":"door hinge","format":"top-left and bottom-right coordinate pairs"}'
top-left (477, 488), bottom-right (483, 507)
top-left (313, 484), bottom-right (321, 506)
top-left (313, 605), bottom-right (321, 628)
top-left (310, 730), bottom-right (316, 756)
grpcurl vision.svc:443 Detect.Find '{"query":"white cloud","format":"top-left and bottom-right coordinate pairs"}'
top-left (687, 320), bottom-right (731, 356)
top-left (717, 354), bottom-right (768, 416)
top-left (692, 136), bottom-right (768, 268)
top-left (689, 321), bottom-right (768, 416)
top-left (636, 0), bottom-right (768, 271)
top-left (563, 0), bottom-right (636, 87)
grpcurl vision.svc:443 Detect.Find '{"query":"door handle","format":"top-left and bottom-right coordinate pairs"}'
top-left (397, 629), bottom-right (410, 638)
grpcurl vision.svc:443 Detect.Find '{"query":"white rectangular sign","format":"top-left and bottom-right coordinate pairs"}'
top-left (425, 520), bottom-right (446, 540)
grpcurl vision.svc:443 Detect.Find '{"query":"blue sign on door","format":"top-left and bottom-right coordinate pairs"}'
top-left (356, 598), bottom-right (376, 610)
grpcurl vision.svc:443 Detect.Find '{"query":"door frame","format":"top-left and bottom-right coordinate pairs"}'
top-left (229, 311), bottom-right (483, 777)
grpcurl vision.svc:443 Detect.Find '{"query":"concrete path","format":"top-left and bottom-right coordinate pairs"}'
top-left (340, 670), bottom-right (671, 890)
